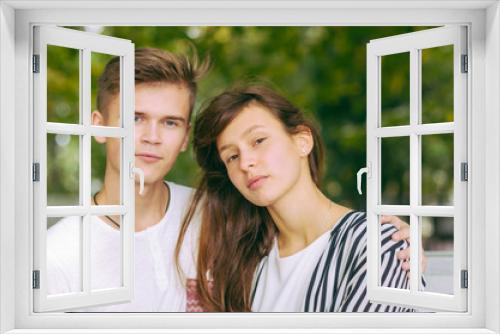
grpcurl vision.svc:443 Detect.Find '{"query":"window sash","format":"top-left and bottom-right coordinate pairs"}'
top-left (366, 26), bottom-right (468, 312)
top-left (32, 25), bottom-right (136, 312)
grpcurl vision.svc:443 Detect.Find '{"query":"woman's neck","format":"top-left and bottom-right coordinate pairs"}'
top-left (267, 173), bottom-right (351, 257)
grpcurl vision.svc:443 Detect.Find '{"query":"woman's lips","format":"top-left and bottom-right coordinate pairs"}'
top-left (247, 176), bottom-right (268, 190)
top-left (136, 153), bottom-right (162, 163)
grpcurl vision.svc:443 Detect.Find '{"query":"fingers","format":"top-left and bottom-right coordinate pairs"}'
top-left (401, 260), bottom-right (410, 272)
top-left (397, 249), bottom-right (428, 273)
top-left (392, 228), bottom-right (410, 242)
top-left (380, 215), bottom-right (408, 231)
top-left (397, 247), bottom-right (410, 261)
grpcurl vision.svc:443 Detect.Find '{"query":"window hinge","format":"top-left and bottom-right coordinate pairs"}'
top-left (33, 163), bottom-right (40, 182)
top-left (33, 55), bottom-right (40, 73)
top-left (461, 270), bottom-right (468, 289)
top-left (32, 270), bottom-right (40, 289)
top-left (461, 162), bottom-right (468, 182)
top-left (461, 54), bottom-right (468, 73)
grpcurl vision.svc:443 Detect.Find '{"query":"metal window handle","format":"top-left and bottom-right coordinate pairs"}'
top-left (130, 164), bottom-right (145, 195)
top-left (357, 166), bottom-right (369, 195)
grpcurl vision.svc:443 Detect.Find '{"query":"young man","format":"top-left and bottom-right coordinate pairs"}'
top-left (46, 48), bottom-right (210, 311)
top-left (47, 47), bottom-right (420, 313)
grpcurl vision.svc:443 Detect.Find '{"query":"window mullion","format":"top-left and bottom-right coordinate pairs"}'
top-left (409, 48), bottom-right (421, 292)
top-left (81, 48), bottom-right (92, 295)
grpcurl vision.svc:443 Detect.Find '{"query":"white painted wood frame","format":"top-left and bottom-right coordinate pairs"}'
top-left (366, 26), bottom-right (468, 312)
top-left (32, 26), bottom-right (135, 312)
top-left (0, 1), bottom-right (498, 333)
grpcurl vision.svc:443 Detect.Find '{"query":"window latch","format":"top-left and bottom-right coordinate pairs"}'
top-left (130, 162), bottom-right (145, 195)
top-left (356, 163), bottom-right (371, 195)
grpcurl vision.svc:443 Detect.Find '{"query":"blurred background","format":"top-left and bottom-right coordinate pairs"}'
top-left (46, 26), bottom-right (455, 295)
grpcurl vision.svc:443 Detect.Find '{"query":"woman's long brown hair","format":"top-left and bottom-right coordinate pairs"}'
top-left (175, 85), bottom-right (325, 312)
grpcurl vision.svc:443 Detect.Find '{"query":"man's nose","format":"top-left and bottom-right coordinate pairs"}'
top-left (141, 122), bottom-right (161, 144)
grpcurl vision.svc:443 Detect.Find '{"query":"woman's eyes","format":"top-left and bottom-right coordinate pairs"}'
top-left (254, 137), bottom-right (267, 145)
top-left (226, 154), bottom-right (239, 164)
top-left (134, 115), bottom-right (143, 123)
top-left (224, 137), bottom-right (267, 164)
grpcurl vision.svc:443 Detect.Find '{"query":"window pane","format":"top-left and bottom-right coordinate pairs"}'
top-left (422, 134), bottom-right (453, 206)
top-left (47, 45), bottom-right (80, 124)
top-left (381, 137), bottom-right (410, 205)
top-left (420, 216), bottom-right (454, 295)
top-left (421, 45), bottom-right (454, 124)
top-left (91, 136), bottom-right (122, 205)
top-left (47, 134), bottom-right (80, 206)
top-left (379, 215), bottom-right (410, 291)
top-left (46, 216), bottom-right (83, 294)
top-left (381, 52), bottom-right (410, 127)
top-left (91, 52), bottom-right (121, 127)
top-left (91, 215), bottom-right (123, 291)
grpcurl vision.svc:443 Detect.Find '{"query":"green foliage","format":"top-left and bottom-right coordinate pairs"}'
top-left (47, 26), bottom-right (453, 212)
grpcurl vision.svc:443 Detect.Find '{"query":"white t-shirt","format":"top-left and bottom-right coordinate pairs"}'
top-left (46, 181), bottom-right (200, 312)
top-left (251, 228), bottom-right (332, 312)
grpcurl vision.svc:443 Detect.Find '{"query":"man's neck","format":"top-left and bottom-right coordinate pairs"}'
top-left (98, 168), bottom-right (170, 232)
top-left (133, 180), bottom-right (170, 232)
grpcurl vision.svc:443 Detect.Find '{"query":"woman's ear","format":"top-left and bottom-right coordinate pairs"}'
top-left (92, 110), bottom-right (107, 144)
top-left (293, 125), bottom-right (314, 157)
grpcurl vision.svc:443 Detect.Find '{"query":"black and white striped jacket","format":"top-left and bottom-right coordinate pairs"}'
top-left (252, 211), bottom-right (419, 312)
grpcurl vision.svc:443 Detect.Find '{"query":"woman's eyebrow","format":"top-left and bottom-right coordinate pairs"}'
top-left (219, 125), bottom-right (266, 153)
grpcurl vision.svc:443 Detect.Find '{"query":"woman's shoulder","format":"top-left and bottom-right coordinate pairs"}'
top-left (331, 211), bottom-right (367, 237)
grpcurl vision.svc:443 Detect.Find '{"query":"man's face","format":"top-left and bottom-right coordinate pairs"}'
top-left (93, 83), bottom-right (191, 185)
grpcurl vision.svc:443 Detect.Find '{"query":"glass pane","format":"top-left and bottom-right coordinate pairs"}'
top-left (46, 216), bottom-right (82, 294)
top-left (381, 52), bottom-right (410, 127)
top-left (92, 52), bottom-right (121, 127)
top-left (379, 215), bottom-right (411, 291)
top-left (422, 134), bottom-right (454, 206)
top-left (91, 215), bottom-right (123, 290)
top-left (421, 45), bottom-right (454, 124)
top-left (47, 45), bottom-right (80, 124)
top-left (47, 134), bottom-right (80, 206)
top-left (381, 137), bottom-right (410, 205)
top-left (91, 136), bottom-right (122, 205)
top-left (420, 216), bottom-right (454, 295)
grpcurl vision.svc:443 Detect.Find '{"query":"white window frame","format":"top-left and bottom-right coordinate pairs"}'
top-left (365, 26), bottom-right (468, 312)
top-left (0, 1), bottom-right (498, 333)
top-left (32, 26), bottom-right (136, 312)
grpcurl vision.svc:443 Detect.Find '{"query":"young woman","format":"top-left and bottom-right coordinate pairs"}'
top-left (177, 85), bottom-right (419, 312)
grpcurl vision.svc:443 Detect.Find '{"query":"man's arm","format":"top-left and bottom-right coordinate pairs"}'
top-left (380, 215), bottom-right (428, 273)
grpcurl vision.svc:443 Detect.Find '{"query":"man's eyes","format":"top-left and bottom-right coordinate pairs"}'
top-left (133, 116), bottom-right (181, 127)
top-left (164, 120), bottom-right (179, 127)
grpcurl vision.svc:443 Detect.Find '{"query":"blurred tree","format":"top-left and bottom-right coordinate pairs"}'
top-left (48, 26), bottom-right (454, 216)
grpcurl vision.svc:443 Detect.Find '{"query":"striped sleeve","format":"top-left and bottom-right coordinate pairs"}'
top-left (304, 212), bottom-right (419, 312)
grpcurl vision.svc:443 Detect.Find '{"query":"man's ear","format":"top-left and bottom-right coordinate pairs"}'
top-left (92, 110), bottom-right (107, 144)
top-left (180, 124), bottom-right (191, 152)
top-left (293, 125), bottom-right (314, 157)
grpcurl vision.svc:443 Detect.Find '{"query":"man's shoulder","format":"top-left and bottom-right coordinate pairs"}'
top-left (47, 216), bottom-right (82, 257)
top-left (47, 216), bottom-right (82, 236)
top-left (166, 181), bottom-right (195, 200)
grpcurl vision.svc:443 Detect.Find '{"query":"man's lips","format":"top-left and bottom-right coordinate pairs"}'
top-left (247, 175), bottom-right (268, 190)
top-left (136, 153), bottom-right (162, 162)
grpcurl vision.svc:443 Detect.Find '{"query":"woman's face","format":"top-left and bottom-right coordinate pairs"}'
top-left (216, 103), bottom-right (309, 207)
